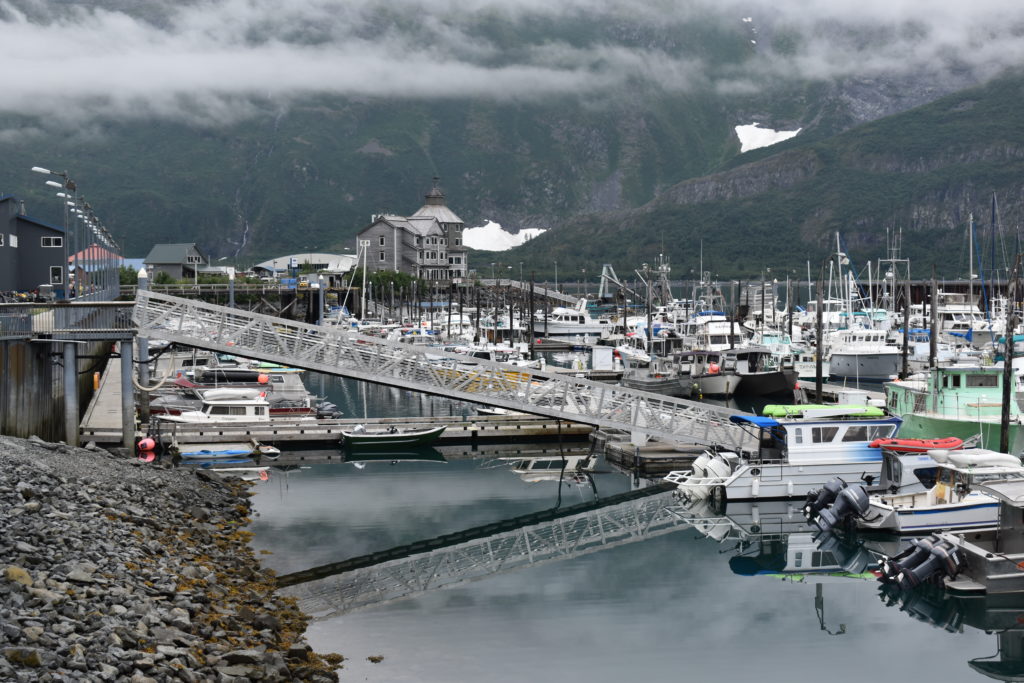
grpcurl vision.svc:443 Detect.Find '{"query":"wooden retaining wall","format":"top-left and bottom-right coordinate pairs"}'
top-left (0, 339), bottom-right (109, 442)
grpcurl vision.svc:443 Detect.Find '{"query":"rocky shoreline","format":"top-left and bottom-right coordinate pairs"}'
top-left (0, 435), bottom-right (341, 681)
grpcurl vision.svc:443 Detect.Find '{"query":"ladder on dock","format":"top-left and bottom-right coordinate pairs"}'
top-left (132, 291), bottom-right (757, 451)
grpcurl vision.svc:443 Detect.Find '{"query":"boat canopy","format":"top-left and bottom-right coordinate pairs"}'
top-left (728, 415), bottom-right (779, 428)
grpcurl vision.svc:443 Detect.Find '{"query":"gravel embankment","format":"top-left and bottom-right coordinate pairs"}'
top-left (0, 435), bottom-right (342, 681)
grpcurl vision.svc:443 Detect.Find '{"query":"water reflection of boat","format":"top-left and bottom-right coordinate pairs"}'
top-left (879, 586), bottom-right (1024, 680)
top-left (671, 497), bottom-right (905, 580)
top-left (343, 447), bottom-right (447, 465)
top-left (500, 452), bottom-right (597, 483)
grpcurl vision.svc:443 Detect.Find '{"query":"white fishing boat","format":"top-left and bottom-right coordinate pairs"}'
top-left (501, 452), bottom-right (597, 483)
top-left (664, 405), bottom-right (903, 501)
top-left (826, 328), bottom-right (902, 382)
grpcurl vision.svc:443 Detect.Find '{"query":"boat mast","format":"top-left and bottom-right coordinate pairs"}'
top-left (969, 213), bottom-right (975, 311)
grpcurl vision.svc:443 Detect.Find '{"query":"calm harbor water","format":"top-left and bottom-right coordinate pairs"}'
top-left (244, 373), bottom-right (1010, 682)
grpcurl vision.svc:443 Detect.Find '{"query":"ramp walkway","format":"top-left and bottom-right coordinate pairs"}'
top-left (132, 291), bottom-right (757, 452)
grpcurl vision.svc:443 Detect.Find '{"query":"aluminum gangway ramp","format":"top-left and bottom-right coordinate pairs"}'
top-left (276, 486), bottom-right (687, 617)
top-left (132, 291), bottom-right (756, 451)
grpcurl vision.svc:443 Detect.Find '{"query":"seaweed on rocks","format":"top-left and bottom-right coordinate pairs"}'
top-left (0, 435), bottom-right (342, 681)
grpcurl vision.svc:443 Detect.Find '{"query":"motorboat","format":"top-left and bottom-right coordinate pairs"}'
top-left (341, 424), bottom-right (446, 448)
top-left (664, 405), bottom-right (905, 501)
top-left (156, 394), bottom-right (274, 423)
top-left (531, 299), bottom-right (612, 338)
top-left (858, 449), bottom-right (1024, 534)
top-left (173, 439), bottom-right (281, 459)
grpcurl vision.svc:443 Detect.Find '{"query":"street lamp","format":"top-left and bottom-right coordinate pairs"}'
top-left (33, 166), bottom-right (74, 298)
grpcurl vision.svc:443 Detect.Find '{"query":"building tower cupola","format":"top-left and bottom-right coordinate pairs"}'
top-left (424, 176), bottom-right (446, 207)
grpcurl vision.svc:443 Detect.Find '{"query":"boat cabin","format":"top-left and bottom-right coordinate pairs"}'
top-left (730, 411), bottom-right (900, 465)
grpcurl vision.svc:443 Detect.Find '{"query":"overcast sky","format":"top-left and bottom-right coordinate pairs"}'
top-left (2, 0), bottom-right (1022, 127)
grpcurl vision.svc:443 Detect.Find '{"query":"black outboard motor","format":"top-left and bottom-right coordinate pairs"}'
top-left (878, 534), bottom-right (964, 590)
top-left (803, 478), bottom-right (847, 522)
top-left (814, 484), bottom-right (870, 533)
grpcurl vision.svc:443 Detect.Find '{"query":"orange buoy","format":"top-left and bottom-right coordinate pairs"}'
top-left (708, 362), bottom-right (720, 375)
top-left (257, 374), bottom-right (270, 384)
top-left (259, 470), bottom-right (269, 481)
top-left (93, 371), bottom-right (100, 390)
top-left (137, 437), bottom-right (156, 452)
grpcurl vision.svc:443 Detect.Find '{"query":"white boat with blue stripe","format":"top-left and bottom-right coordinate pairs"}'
top-left (858, 448), bottom-right (1024, 534)
top-left (664, 406), bottom-right (903, 501)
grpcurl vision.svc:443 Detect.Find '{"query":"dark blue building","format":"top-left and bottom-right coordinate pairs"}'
top-left (0, 195), bottom-right (67, 297)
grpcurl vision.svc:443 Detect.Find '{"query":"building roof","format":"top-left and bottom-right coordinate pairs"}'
top-left (144, 243), bottom-right (205, 265)
top-left (253, 253), bottom-right (358, 274)
top-left (411, 178), bottom-right (464, 225)
top-left (69, 244), bottom-right (122, 263)
top-left (14, 214), bottom-right (65, 234)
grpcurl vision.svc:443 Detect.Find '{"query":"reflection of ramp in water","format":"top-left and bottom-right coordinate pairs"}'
top-left (276, 483), bottom-right (685, 617)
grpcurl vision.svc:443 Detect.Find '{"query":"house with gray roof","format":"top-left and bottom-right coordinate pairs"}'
top-left (143, 243), bottom-right (209, 280)
top-left (356, 179), bottom-right (468, 281)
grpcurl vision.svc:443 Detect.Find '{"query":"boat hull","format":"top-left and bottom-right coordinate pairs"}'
top-left (894, 414), bottom-right (1024, 454)
top-left (342, 426), bottom-right (446, 448)
top-left (735, 370), bottom-right (799, 398)
top-left (829, 352), bottom-right (901, 381)
top-left (860, 498), bottom-right (1000, 534)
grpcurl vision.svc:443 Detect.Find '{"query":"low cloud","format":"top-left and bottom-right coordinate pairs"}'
top-left (0, 0), bottom-right (1022, 127)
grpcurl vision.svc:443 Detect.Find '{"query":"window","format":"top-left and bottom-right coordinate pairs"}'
top-left (455, 238), bottom-right (461, 246)
top-left (209, 406), bottom-right (247, 416)
top-left (966, 374), bottom-right (998, 388)
top-left (186, 255), bottom-right (201, 264)
top-left (41, 236), bottom-right (63, 248)
top-left (9, 235), bottom-right (17, 248)
top-left (379, 236), bottom-right (386, 246)
top-left (842, 426), bottom-right (868, 442)
top-left (379, 251), bottom-right (386, 262)
top-left (49, 266), bottom-right (63, 285)
top-left (812, 427), bottom-right (839, 443)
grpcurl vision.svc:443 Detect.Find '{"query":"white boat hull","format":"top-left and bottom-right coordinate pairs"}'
top-left (667, 460), bottom-right (883, 501)
top-left (860, 494), bottom-right (1000, 533)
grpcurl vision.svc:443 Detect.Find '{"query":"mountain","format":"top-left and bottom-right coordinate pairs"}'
top-left (0, 1), bottom-right (1014, 273)
top-left (509, 70), bottom-right (1024, 282)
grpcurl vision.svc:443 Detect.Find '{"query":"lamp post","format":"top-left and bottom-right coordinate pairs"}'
top-left (554, 259), bottom-right (558, 293)
top-left (490, 262), bottom-right (496, 280)
top-left (519, 261), bottom-right (523, 284)
top-left (33, 166), bottom-right (74, 298)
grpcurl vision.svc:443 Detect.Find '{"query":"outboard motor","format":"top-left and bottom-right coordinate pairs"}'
top-left (803, 478), bottom-right (847, 523)
top-left (814, 484), bottom-right (870, 533)
top-left (878, 534), bottom-right (964, 590)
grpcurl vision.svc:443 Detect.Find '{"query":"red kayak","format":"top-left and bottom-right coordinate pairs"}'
top-left (868, 437), bottom-right (964, 452)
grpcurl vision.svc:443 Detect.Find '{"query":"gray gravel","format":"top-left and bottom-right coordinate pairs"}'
top-left (0, 435), bottom-right (342, 681)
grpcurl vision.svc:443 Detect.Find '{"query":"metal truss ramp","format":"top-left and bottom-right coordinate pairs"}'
top-left (132, 291), bottom-right (756, 451)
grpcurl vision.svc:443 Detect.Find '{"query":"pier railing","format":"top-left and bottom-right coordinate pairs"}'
top-left (132, 290), bottom-right (757, 451)
top-left (0, 302), bottom-right (135, 341)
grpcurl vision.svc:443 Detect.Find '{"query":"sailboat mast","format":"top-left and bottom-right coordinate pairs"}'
top-left (969, 213), bottom-right (974, 311)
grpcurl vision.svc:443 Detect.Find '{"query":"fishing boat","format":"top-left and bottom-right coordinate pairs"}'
top-left (884, 365), bottom-right (1024, 452)
top-left (156, 394), bottom-right (273, 423)
top-left (620, 355), bottom-right (690, 397)
top-left (664, 405), bottom-right (905, 501)
top-left (676, 350), bottom-right (742, 398)
top-left (341, 424), bottom-right (446, 448)
top-left (723, 345), bottom-right (799, 398)
top-left (858, 449), bottom-right (1024, 534)
top-left (826, 328), bottom-right (903, 382)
